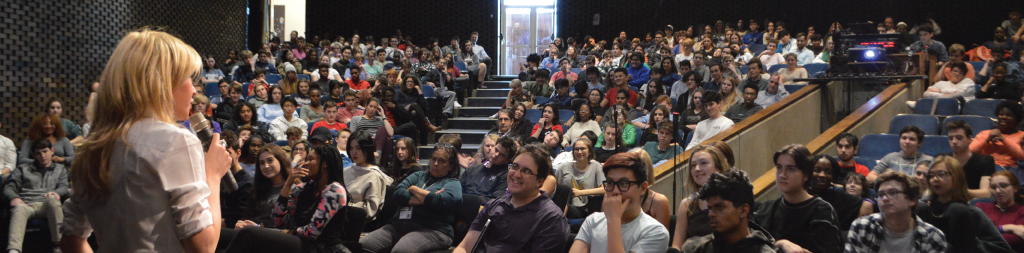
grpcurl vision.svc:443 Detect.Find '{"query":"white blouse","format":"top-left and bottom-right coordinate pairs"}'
top-left (61, 118), bottom-right (212, 252)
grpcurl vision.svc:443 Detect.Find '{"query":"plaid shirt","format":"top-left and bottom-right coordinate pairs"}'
top-left (844, 213), bottom-right (947, 253)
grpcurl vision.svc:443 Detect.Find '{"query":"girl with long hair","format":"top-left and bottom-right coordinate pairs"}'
top-left (60, 28), bottom-right (232, 252)
top-left (670, 144), bottom-right (731, 249)
top-left (529, 104), bottom-right (563, 141)
top-left (224, 101), bottom-right (269, 134)
top-left (976, 171), bottom-right (1024, 251)
top-left (390, 137), bottom-right (422, 183)
top-left (917, 155), bottom-right (1012, 252)
top-left (343, 131), bottom-right (393, 219)
top-left (236, 144), bottom-right (292, 228)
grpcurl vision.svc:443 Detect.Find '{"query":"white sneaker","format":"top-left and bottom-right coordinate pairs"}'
top-left (489, 112), bottom-right (499, 119)
top-left (455, 101), bottom-right (463, 108)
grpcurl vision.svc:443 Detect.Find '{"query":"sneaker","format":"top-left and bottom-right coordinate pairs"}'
top-left (455, 101), bottom-right (463, 108)
top-left (489, 112), bottom-right (499, 119)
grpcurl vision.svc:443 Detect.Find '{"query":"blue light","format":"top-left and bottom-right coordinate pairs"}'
top-left (865, 50), bottom-right (877, 60)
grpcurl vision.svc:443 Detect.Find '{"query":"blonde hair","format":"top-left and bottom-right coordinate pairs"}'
top-left (686, 144), bottom-right (732, 217)
top-left (630, 149), bottom-right (655, 183)
top-left (72, 28), bottom-right (202, 200)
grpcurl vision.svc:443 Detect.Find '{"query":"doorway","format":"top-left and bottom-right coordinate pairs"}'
top-left (497, 0), bottom-right (556, 75)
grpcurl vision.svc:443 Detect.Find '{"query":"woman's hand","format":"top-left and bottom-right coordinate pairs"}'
top-left (288, 163), bottom-right (308, 185)
top-left (204, 133), bottom-right (231, 181)
top-left (235, 220), bottom-right (258, 229)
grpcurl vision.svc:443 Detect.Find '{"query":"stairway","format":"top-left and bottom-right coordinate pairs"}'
top-left (417, 75), bottom-right (518, 165)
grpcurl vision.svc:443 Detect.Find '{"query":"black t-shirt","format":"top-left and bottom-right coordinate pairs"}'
top-left (940, 152), bottom-right (995, 189)
top-left (594, 145), bottom-right (628, 163)
top-left (755, 197), bottom-right (842, 253)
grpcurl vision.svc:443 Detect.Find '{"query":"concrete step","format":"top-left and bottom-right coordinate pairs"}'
top-left (491, 75), bottom-right (518, 81)
top-left (481, 81), bottom-right (510, 89)
top-left (467, 97), bottom-right (507, 107)
top-left (475, 88), bottom-right (510, 98)
top-left (419, 144), bottom-right (481, 157)
top-left (457, 107), bottom-right (502, 117)
top-left (434, 129), bottom-right (490, 145)
top-left (448, 117), bottom-right (496, 130)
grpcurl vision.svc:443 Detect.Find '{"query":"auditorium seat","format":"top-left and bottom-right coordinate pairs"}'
top-left (858, 134), bottom-right (900, 158)
top-left (767, 64), bottom-right (786, 74)
top-left (570, 68), bottom-right (582, 76)
top-left (941, 115), bottom-right (995, 135)
top-left (968, 61), bottom-right (986, 73)
top-left (205, 82), bottom-right (221, 98)
top-left (421, 85), bottom-right (435, 97)
top-left (963, 99), bottom-right (1004, 118)
top-left (748, 44), bottom-right (767, 57)
top-left (535, 96), bottom-right (551, 105)
top-left (307, 121), bottom-right (316, 133)
top-left (912, 98), bottom-right (960, 116)
top-left (558, 110), bottom-right (575, 125)
top-left (919, 135), bottom-right (953, 157)
top-left (452, 194), bottom-right (488, 247)
top-left (803, 63), bottom-right (829, 77)
top-left (739, 65), bottom-right (749, 75)
top-left (525, 109), bottom-right (542, 124)
top-left (298, 74), bottom-right (310, 80)
top-left (455, 62), bottom-right (469, 74)
top-left (783, 84), bottom-right (805, 95)
top-left (888, 114), bottom-right (940, 135)
top-left (241, 82), bottom-right (251, 99)
top-left (265, 74), bottom-right (282, 85)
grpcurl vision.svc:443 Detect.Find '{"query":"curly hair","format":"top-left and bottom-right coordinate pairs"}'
top-left (697, 169), bottom-right (755, 218)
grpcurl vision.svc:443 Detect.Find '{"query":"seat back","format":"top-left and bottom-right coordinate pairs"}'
top-left (570, 68), bottom-right (582, 76)
top-left (748, 44), bottom-right (768, 57)
top-left (205, 82), bottom-right (221, 98)
top-left (767, 64), bottom-right (786, 74)
top-left (919, 135), bottom-right (953, 157)
top-left (525, 109), bottom-right (543, 124)
top-left (942, 115), bottom-right (996, 135)
top-left (551, 184), bottom-right (573, 212)
top-left (298, 74), bottom-right (310, 80)
top-left (535, 96), bottom-right (551, 105)
top-left (803, 63), bottom-right (829, 77)
top-left (888, 114), bottom-right (940, 135)
top-left (421, 85), bottom-right (436, 97)
top-left (912, 98), bottom-right (960, 116)
top-left (968, 61), bottom-right (986, 73)
top-left (964, 99), bottom-right (1004, 118)
top-left (454, 62), bottom-right (469, 72)
top-left (739, 65), bottom-right (749, 75)
top-left (307, 122), bottom-right (317, 133)
top-left (241, 82), bottom-right (251, 99)
top-left (265, 74), bottom-right (282, 85)
top-left (558, 110), bottom-right (575, 124)
top-left (783, 84), bottom-right (805, 95)
top-left (274, 140), bottom-right (290, 147)
top-left (858, 134), bottom-right (901, 158)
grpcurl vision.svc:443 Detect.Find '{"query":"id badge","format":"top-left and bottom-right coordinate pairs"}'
top-left (399, 207), bottom-right (413, 219)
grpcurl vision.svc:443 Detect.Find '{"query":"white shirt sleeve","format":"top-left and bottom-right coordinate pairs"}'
top-left (160, 132), bottom-right (213, 238)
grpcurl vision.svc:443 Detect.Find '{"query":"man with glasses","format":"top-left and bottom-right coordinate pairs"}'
top-left (755, 74), bottom-right (789, 108)
top-left (724, 84), bottom-right (763, 123)
top-left (454, 144), bottom-right (569, 252)
top-left (944, 120), bottom-right (996, 198)
top-left (461, 136), bottom-right (516, 200)
top-left (677, 170), bottom-right (775, 253)
top-left (570, 152), bottom-right (670, 253)
top-left (846, 171), bottom-right (948, 252)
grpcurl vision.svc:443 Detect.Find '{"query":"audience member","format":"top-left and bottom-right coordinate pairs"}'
top-left (758, 40), bottom-right (786, 69)
top-left (257, 86), bottom-right (294, 123)
top-left (671, 70), bottom-right (701, 112)
top-left (349, 98), bottom-right (393, 139)
top-left (811, 155), bottom-right (873, 231)
top-left (970, 101), bottom-right (1024, 172)
top-left (634, 102), bottom-right (673, 145)
top-left (755, 144), bottom-right (842, 253)
top-left (218, 131), bottom-right (254, 229)
top-left (670, 144), bottom-right (732, 249)
top-left (17, 114), bottom-right (74, 167)
top-left (359, 143), bottom-right (463, 253)
top-left (978, 63), bottom-right (1022, 101)
top-left (602, 68), bottom-right (640, 108)
top-left (924, 62), bottom-right (976, 99)
top-left (550, 78), bottom-right (574, 107)
top-left (631, 149), bottom-right (672, 229)
top-left (908, 25), bottom-right (950, 64)
top-left (236, 144), bottom-right (291, 229)
top-left (681, 88), bottom-right (709, 134)
top-left (524, 68), bottom-right (555, 98)
top-left (268, 97), bottom-right (308, 141)
top-left (945, 120), bottom-right (996, 198)
top-left (679, 170), bottom-right (775, 253)
top-left (778, 53), bottom-right (809, 85)
top-left (687, 91), bottom-right (734, 150)
top-left (868, 126), bottom-right (933, 183)
top-left (741, 60), bottom-right (768, 90)
top-left (530, 104), bottom-right (564, 142)
top-left (310, 102), bottom-right (347, 132)
top-left (595, 123), bottom-right (629, 163)
top-left (626, 52), bottom-right (651, 89)
top-left (754, 74), bottom-right (789, 109)
top-left (45, 99), bottom-right (83, 144)
top-left (214, 83), bottom-right (245, 123)
top-left (724, 83), bottom-right (763, 123)
top-left (336, 90), bottom-right (364, 124)
top-left (915, 155), bottom-right (1013, 252)
top-left (976, 171), bottom-right (1024, 252)
top-left (182, 95), bottom-right (221, 133)
top-left (643, 119), bottom-right (684, 164)
top-left (247, 81), bottom-right (269, 109)
top-left (6, 139), bottom-right (68, 252)
top-left (556, 138), bottom-right (606, 218)
top-left (570, 152), bottom-right (670, 253)
top-left (977, 45), bottom-right (1024, 85)
top-left (845, 171), bottom-right (948, 253)
top-left (603, 90), bottom-right (641, 127)
top-left (343, 131), bottom-right (393, 219)
top-left (462, 136), bottom-right (516, 200)
top-left (932, 44), bottom-right (976, 83)
top-left (834, 133), bottom-right (870, 181)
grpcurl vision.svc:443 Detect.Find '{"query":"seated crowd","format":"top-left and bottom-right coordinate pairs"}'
top-left (3, 12), bottom-right (1024, 253)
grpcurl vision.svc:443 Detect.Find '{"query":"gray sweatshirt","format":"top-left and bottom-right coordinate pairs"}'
top-left (871, 151), bottom-right (933, 176)
top-left (4, 162), bottom-right (70, 204)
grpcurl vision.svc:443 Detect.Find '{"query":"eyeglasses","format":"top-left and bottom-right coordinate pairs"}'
top-left (925, 171), bottom-right (951, 180)
top-left (508, 163), bottom-right (536, 176)
top-left (876, 189), bottom-right (905, 200)
top-left (603, 180), bottom-right (643, 192)
top-left (993, 183), bottom-right (1014, 190)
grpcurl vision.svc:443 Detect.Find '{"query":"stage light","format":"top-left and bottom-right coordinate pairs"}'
top-left (865, 50), bottom-right (876, 60)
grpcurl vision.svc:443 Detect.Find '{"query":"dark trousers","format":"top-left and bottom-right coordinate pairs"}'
top-left (221, 227), bottom-right (302, 253)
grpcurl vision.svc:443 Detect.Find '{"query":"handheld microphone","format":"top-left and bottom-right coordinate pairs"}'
top-left (189, 113), bottom-right (238, 193)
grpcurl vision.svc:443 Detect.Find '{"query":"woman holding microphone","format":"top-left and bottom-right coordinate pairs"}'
top-left (59, 28), bottom-right (232, 252)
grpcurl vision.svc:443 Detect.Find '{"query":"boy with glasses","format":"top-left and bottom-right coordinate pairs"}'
top-left (846, 171), bottom-right (947, 253)
top-left (569, 152), bottom-right (670, 253)
top-left (454, 144), bottom-right (569, 252)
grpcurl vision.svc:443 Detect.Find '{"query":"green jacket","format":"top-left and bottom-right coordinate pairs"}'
top-left (523, 81), bottom-right (554, 98)
top-left (391, 170), bottom-right (463, 238)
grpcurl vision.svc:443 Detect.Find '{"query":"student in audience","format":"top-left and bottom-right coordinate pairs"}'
top-left (603, 90), bottom-right (641, 127)
top-left (811, 155), bottom-right (873, 231)
top-left (626, 52), bottom-right (651, 89)
top-left (563, 103), bottom-right (602, 147)
top-left (551, 57), bottom-right (579, 84)
top-left (343, 131), bottom-right (393, 219)
top-left (595, 123), bottom-right (629, 163)
top-left (258, 86), bottom-right (291, 123)
top-left (570, 152), bottom-right (671, 253)
top-left (671, 70), bottom-right (700, 112)
top-left (268, 97), bottom-right (308, 142)
top-left (360, 143), bottom-right (463, 253)
top-left (755, 144), bottom-right (841, 253)
top-left (349, 98), bottom-right (393, 139)
top-left (602, 68), bottom-right (640, 108)
top-left (977, 45), bottom-right (1024, 85)
top-left (462, 136), bottom-right (516, 200)
top-left (868, 126), bottom-right (933, 183)
top-left (388, 137), bottom-right (421, 184)
top-left (380, 88), bottom-right (431, 142)
top-left (643, 119), bottom-right (684, 164)
top-left (247, 81), bottom-right (269, 109)
top-left (741, 60), bottom-right (768, 90)
top-left (754, 74), bottom-right (789, 109)
top-left (336, 90), bottom-right (364, 124)
top-left (976, 171), bottom-right (1024, 252)
top-left (758, 40), bottom-right (786, 70)
top-left (778, 53), bottom-right (808, 85)
top-left (550, 78), bottom-right (574, 107)
top-left (238, 131), bottom-right (266, 175)
top-left (670, 144), bottom-right (732, 249)
top-left (916, 155), bottom-right (1013, 252)
top-left (456, 142), bottom-right (571, 252)
top-left (725, 83), bottom-right (763, 123)
top-left (681, 88), bottom-right (709, 134)
top-left (909, 25), bottom-right (950, 64)
top-left (235, 144), bottom-right (291, 229)
top-left (508, 103), bottom-right (535, 140)
top-left (701, 61), bottom-right (726, 92)
top-left (223, 145), bottom-right (352, 252)
top-left (932, 44), bottom-right (976, 83)
top-left (834, 133), bottom-right (870, 180)
top-left (530, 104), bottom-right (564, 140)
top-left (743, 19), bottom-right (764, 45)
top-left (488, 109), bottom-right (516, 138)
top-left (523, 68), bottom-right (555, 98)
top-left (219, 131), bottom-right (254, 229)
top-left (687, 91), bottom-right (734, 150)
top-left (202, 55), bottom-right (226, 83)
top-left (845, 173), bottom-right (873, 201)
top-left (17, 114), bottom-right (74, 167)
top-left (6, 139), bottom-right (68, 252)
top-left (282, 127), bottom-right (304, 154)
top-left (629, 149), bottom-right (672, 229)
top-left (556, 138), bottom-right (605, 218)
top-left (214, 83), bottom-right (244, 123)
top-left (924, 62), bottom-right (976, 99)
top-left (298, 86), bottom-right (325, 123)
top-left (232, 50), bottom-right (258, 83)
top-left (458, 40), bottom-right (488, 86)
top-left (606, 106), bottom-right (639, 147)
top-left (945, 120), bottom-right (996, 198)
top-left (845, 171), bottom-right (948, 253)
top-left (635, 101), bottom-right (673, 145)
top-left (970, 100), bottom-right (1024, 171)
top-left (677, 170), bottom-right (775, 253)
top-left (45, 99), bottom-right (83, 144)
top-left (812, 37), bottom-right (833, 63)
top-left (224, 102), bottom-right (268, 135)
top-left (793, 33), bottom-right (815, 65)
top-left (310, 102), bottom-right (347, 132)
top-left (585, 89), bottom-right (607, 122)
top-left (978, 63), bottom-right (1022, 101)
top-left (183, 95), bottom-right (220, 131)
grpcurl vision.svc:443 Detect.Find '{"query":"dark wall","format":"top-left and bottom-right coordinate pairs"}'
top-left (0, 0), bottom-right (247, 141)
top-left (305, 0), bottom-right (499, 60)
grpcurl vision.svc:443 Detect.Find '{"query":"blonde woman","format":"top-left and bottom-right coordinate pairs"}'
top-left (60, 28), bottom-right (232, 252)
top-left (670, 144), bottom-right (732, 250)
